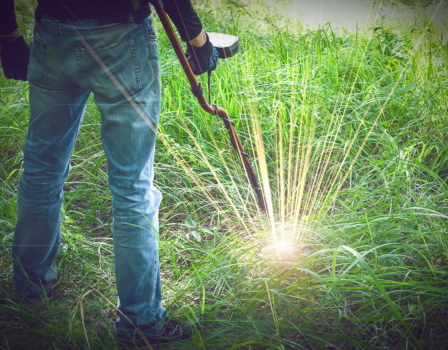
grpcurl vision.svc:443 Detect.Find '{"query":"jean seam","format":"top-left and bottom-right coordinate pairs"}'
top-left (55, 25), bottom-right (68, 82)
top-left (28, 35), bottom-right (51, 85)
top-left (139, 21), bottom-right (157, 58)
top-left (138, 22), bottom-right (158, 95)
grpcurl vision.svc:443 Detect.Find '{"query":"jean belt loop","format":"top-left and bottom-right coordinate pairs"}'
top-left (53, 19), bottom-right (59, 35)
top-left (129, 13), bottom-right (135, 24)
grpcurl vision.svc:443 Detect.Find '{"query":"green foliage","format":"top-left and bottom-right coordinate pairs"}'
top-left (1, 2), bottom-right (448, 350)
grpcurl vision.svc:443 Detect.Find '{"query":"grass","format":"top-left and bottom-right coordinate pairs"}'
top-left (1, 2), bottom-right (448, 349)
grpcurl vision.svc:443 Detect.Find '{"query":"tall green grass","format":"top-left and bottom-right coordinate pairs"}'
top-left (1, 2), bottom-right (448, 349)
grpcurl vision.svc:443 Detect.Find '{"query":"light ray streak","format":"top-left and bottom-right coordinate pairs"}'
top-left (305, 46), bottom-right (361, 207)
top-left (70, 23), bottom-right (237, 224)
top-left (318, 89), bottom-right (380, 212)
top-left (291, 61), bottom-right (316, 224)
top-left (292, 109), bottom-right (316, 229)
top-left (301, 0), bottom-right (387, 220)
top-left (286, 71), bottom-right (297, 217)
top-left (173, 106), bottom-right (259, 232)
top-left (314, 1), bottom-right (385, 199)
top-left (196, 115), bottom-right (253, 218)
top-left (286, 50), bottom-right (323, 226)
top-left (226, 49), bottom-right (277, 233)
top-left (323, 0), bottom-right (444, 216)
top-left (264, 0), bottom-right (397, 233)
top-left (57, 0), bottom-right (134, 75)
top-left (290, 68), bottom-right (307, 220)
top-left (239, 55), bottom-right (268, 217)
top-left (277, 98), bottom-right (286, 232)
top-left (157, 133), bottom-right (228, 216)
top-left (318, 2), bottom-right (441, 213)
top-left (69, 22), bottom-right (159, 134)
top-left (302, 137), bottom-right (323, 217)
top-left (237, 65), bottom-right (276, 232)
top-left (70, 0), bottom-right (443, 237)
top-left (302, 42), bottom-right (359, 220)
top-left (292, 54), bottom-right (328, 223)
top-left (68, 2), bottom-right (241, 226)
top-left (248, 98), bottom-right (277, 235)
top-left (230, 49), bottom-right (275, 226)
top-left (305, 21), bottom-right (360, 215)
top-left (169, 0), bottom-right (271, 222)
top-left (160, 78), bottom-right (261, 230)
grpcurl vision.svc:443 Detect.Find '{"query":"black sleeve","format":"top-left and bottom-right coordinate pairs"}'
top-left (151, 0), bottom-right (203, 42)
top-left (0, 0), bottom-right (19, 35)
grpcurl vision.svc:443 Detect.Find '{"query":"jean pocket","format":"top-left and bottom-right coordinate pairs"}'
top-left (146, 34), bottom-right (158, 61)
top-left (145, 21), bottom-right (158, 60)
top-left (76, 35), bottom-right (142, 102)
top-left (28, 35), bottom-right (51, 84)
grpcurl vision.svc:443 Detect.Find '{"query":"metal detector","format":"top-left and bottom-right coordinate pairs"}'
top-left (154, 3), bottom-right (268, 215)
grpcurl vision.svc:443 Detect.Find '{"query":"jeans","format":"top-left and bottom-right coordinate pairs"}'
top-left (12, 13), bottom-right (166, 332)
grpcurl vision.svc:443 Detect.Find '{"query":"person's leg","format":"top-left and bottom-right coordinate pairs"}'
top-left (12, 19), bottom-right (91, 299)
top-left (70, 15), bottom-right (165, 331)
top-left (103, 18), bottom-right (166, 332)
top-left (103, 88), bottom-right (164, 331)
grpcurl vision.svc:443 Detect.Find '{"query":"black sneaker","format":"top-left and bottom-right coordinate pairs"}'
top-left (116, 317), bottom-right (201, 348)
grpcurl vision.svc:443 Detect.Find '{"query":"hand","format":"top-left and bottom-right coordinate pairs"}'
top-left (186, 32), bottom-right (219, 76)
top-left (0, 35), bottom-right (30, 81)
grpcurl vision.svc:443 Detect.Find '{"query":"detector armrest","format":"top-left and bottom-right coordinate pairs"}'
top-left (208, 32), bottom-right (240, 59)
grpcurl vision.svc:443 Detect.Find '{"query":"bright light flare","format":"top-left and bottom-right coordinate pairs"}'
top-left (264, 238), bottom-right (298, 260)
top-left (275, 240), bottom-right (291, 255)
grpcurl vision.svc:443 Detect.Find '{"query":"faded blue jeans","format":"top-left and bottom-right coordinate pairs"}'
top-left (12, 13), bottom-right (166, 333)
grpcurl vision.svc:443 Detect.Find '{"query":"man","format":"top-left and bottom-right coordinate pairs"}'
top-left (0, 0), bottom-right (218, 346)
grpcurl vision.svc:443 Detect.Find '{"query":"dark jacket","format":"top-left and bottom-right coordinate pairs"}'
top-left (0, 0), bottom-right (202, 42)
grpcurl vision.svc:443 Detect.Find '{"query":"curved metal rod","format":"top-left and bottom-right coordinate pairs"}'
top-left (154, 3), bottom-right (267, 215)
